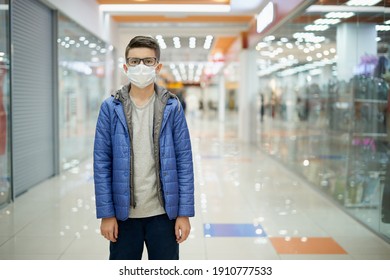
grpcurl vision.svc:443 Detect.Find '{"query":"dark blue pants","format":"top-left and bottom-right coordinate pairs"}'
top-left (109, 214), bottom-right (179, 260)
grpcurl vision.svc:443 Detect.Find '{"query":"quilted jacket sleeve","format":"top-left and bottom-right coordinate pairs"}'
top-left (93, 100), bottom-right (115, 218)
top-left (172, 104), bottom-right (195, 217)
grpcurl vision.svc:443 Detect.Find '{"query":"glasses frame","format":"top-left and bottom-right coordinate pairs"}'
top-left (126, 57), bottom-right (158, 67)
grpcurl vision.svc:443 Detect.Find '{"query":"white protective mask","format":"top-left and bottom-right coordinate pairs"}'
top-left (126, 63), bottom-right (156, 89)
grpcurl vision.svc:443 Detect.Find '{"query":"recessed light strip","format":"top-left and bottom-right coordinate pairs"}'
top-left (325, 12), bottom-right (355, 19)
top-left (99, 4), bottom-right (231, 13)
top-left (376, 25), bottom-right (390, 31)
top-left (204, 35), bottom-right (213, 50)
top-left (304, 24), bottom-right (329, 31)
top-left (345, 0), bottom-right (381, 6)
top-left (307, 5), bottom-right (390, 14)
top-left (314, 18), bottom-right (341, 25)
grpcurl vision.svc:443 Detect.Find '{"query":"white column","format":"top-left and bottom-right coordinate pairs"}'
top-left (218, 74), bottom-right (226, 122)
top-left (238, 49), bottom-right (258, 143)
top-left (337, 23), bottom-right (377, 82)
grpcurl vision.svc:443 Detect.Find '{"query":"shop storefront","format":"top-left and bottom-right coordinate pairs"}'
top-left (252, 0), bottom-right (390, 241)
top-left (0, 1), bottom-right (112, 208)
top-left (0, 0), bottom-right (10, 208)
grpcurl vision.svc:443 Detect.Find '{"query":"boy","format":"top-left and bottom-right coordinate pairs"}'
top-left (93, 35), bottom-right (194, 260)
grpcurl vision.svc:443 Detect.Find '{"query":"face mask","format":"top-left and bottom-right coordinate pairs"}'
top-left (125, 64), bottom-right (156, 89)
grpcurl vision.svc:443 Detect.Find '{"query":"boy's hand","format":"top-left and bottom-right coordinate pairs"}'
top-left (100, 217), bottom-right (118, 242)
top-left (175, 216), bottom-right (191, 244)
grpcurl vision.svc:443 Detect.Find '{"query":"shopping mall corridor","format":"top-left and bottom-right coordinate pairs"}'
top-left (0, 111), bottom-right (390, 260)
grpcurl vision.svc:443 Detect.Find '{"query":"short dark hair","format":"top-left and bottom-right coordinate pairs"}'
top-left (125, 35), bottom-right (161, 61)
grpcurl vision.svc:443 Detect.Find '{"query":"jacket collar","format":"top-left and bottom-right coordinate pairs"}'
top-left (112, 83), bottom-right (172, 104)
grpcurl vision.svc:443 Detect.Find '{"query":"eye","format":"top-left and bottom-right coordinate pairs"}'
top-left (144, 58), bottom-right (156, 65)
top-left (128, 58), bottom-right (139, 65)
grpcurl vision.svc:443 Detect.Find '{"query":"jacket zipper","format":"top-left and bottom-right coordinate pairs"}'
top-left (154, 91), bottom-right (170, 207)
top-left (115, 87), bottom-right (136, 210)
top-left (129, 111), bottom-right (136, 209)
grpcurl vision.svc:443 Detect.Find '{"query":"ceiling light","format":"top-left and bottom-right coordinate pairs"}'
top-left (203, 35), bottom-right (213, 50)
top-left (173, 37), bottom-right (181, 49)
top-left (304, 24), bottom-right (329, 31)
top-left (256, 2), bottom-right (274, 33)
top-left (385, 20), bottom-right (390, 24)
top-left (189, 37), bottom-right (196, 49)
top-left (99, 4), bottom-right (230, 13)
top-left (293, 32), bottom-right (326, 43)
top-left (345, 0), bottom-right (381, 6)
top-left (314, 18), bottom-right (341, 25)
top-left (325, 12), bottom-right (355, 19)
top-left (311, 36), bottom-right (326, 43)
top-left (256, 42), bottom-right (268, 49)
top-left (376, 25), bottom-right (390, 31)
top-left (156, 35), bottom-right (167, 49)
top-left (264, 35), bottom-right (275, 42)
top-left (293, 32), bottom-right (315, 39)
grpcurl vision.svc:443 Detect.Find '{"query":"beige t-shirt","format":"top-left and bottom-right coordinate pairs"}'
top-left (128, 93), bottom-right (166, 218)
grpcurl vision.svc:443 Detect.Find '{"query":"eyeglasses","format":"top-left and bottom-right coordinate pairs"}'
top-left (126, 57), bottom-right (158, 67)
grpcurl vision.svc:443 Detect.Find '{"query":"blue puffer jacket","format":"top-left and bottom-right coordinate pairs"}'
top-left (93, 84), bottom-right (194, 221)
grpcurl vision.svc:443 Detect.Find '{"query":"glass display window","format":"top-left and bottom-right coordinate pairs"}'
top-left (58, 13), bottom-right (112, 171)
top-left (253, 0), bottom-right (390, 241)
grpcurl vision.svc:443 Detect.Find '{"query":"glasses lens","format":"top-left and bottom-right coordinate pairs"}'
top-left (128, 58), bottom-right (140, 66)
top-left (144, 57), bottom-right (156, 66)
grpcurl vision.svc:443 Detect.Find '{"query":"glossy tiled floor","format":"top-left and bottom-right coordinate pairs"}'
top-left (1, 111), bottom-right (390, 260)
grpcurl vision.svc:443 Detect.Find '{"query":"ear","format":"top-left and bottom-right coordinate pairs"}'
top-left (155, 63), bottom-right (163, 74)
top-left (123, 64), bottom-right (128, 73)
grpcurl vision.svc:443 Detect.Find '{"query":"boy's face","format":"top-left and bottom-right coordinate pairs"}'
top-left (123, 47), bottom-right (162, 73)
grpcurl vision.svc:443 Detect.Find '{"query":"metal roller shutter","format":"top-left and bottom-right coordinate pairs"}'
top-left (11, 0), bottom-right (55, 196)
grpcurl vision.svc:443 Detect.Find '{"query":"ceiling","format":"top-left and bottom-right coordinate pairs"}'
top-left (95, 0), bottom-right (390, 84)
